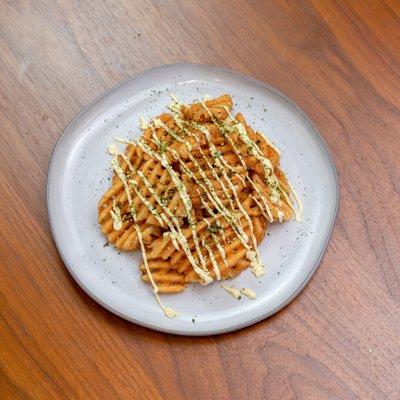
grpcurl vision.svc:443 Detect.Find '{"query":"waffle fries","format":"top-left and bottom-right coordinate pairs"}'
top-left (98, 94), bottom-right (301, 317)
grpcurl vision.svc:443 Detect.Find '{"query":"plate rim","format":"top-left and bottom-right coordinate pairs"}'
top-left (47, 62), bottom-right (339, 335)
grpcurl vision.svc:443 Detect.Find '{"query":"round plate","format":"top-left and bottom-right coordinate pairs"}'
top-left (47, 63), bottom-right (338, 335)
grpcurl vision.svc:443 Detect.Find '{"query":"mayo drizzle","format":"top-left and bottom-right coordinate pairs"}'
top-left (222, 285), bottom-right (256, 299)
top-left (246, 249), bottom-right (264, 277)
top-left (129, 137), bottom-right (211, 282)
top-left (203, 218), bottom-right (228, 267)
top-left (135, 223), bottom-right (180, 319)
top-left (200, 197), bottom-right (226, 241)
top-left (153, 118), bottom-right (186, 144)
top-left (220, 127), bottom-right (274, 222)
top-left (142, 133), bottom-right (211, 277)
top-left (168, 98), bottom-right (264, 275)
top-left (214, 151), bottom-right (264, 276)
top-left (148, 135), bottom-right (229, 244)
top-left (196, 145), bottom-right (238, 219)
top-left (202, 238), bottom-right (221, 280)
top-left (129, 180), bottom-right (165, 227)
top-left (249, 194), bottom-right (270, 221)
top-left (173, 96), bottom-right (300, 226)
top-left (109, 145), bottom-right (179, 318)
top-left (200, 100), bottom-right (264, 275)
top-left (136, 169), bottom-right (212, 284)
top-left (155, 134), bottom-right (251, 249)
top-left (118, 152), bottom-right (165, 228)
top-left (139, 117), bottom-right (148, 130)
top-left (220, 156), bottom-right (246, 187)
top-left (132, 176), bottom-right (181, 250)
top-left (240, 288), bottom-right (256, 299)
top-left (163, 231), bottom-right (180, 251)
top-left (168, 93), bottom-right (181, 110)
top-left (113, 141), bottom-right (183, 250)
top-left (221, 284), bottom-right (241, 299)
top-left (192, 126), bottom-right (245, 222)
top-left (110, 199), bottom-right (123, 231)
top-left (248, 174), bottom-right (273, 223)
top-left (164, 110), bottom-right (251, 247)
top-left (187, 151), bottom-right (249, 242)
top-left (287, 180), bottom-right (303, 222)
top-left (108, 143), bottom-right (119, 157)
top-left (221, 107), bottom-right (288, 208)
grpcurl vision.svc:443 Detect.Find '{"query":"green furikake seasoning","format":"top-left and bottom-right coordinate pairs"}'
top-left (207, 223), bottom-right (221, 234)
top-left (159, 142), bottom-right (168, 154)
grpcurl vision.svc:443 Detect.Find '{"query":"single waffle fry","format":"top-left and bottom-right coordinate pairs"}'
top-left (182, 94), bottom-right (233, 123)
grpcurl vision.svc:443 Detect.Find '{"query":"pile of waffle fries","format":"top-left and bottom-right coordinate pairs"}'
top-left (98, 94), bottom-right (298, 314)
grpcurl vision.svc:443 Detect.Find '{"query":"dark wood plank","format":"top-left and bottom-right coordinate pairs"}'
top-left (1, 0), bottom-right (399, 398)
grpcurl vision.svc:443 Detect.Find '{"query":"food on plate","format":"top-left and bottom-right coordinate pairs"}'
top-left (98, 94), bottom-right (302, 317)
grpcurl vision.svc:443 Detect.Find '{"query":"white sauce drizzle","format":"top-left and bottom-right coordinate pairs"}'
top-left (163, 231), bottom-right (180, 251)
top-left (169, 93), bottom-right (181, 107)
top-left (196, 145), bottom-right (238, 220)
top-left (249, 194), bottom-right (270, 220)
top-left (168, 98), bottom-right (265, 276)
top-left (157, 134), bottom-right (250, 249)
top-left (153, 118), bottom-right (186, 144)
top-left (107, 144), bottom-right (119, 157)
top-left (187, 150), bottom-right (249, 243)
top-left (216, 156), bottom-right (264, 276)
top-left (135, 168), bottom-right (212, 284)
top-left (205, 225), bottom-right (228, 267)
top-left (246, 250), bottom-right (264, 278)
top-left (147, 155), bottom-right (210, 277)
top-left (214, 115), bottom-right (287, 224)
top-left (135, 223), bottom-right (179, 319)
top-left (220, 123), bottom-right (276, 220)
top-left (208, 142), bottom-right (264, 275)
top-left (222, 106), bottom-right (289, 208)
top-left (139, 117), bottom-right (148, 130)
top-left (141, 133), bottom-right (210, 277)
top-left (219, 156), bottom-right (246, 187)
top-left (113, 143), bottom-right (182, 253)
top-left (202, 238), bottom-right (221, 280)
top-left (116, 138), bottom-right (206, 278)
top-left (150, 117), bottom-right (257, 278)
top-left (200, 100), bottom-right (264, 275)
top-left (129, 180), bottom-right (165, 227)
top-left (221, 284), bottom-right (241, 299)
top-left (110, 199), bottom-right (123, 231)
top-left (117, 152), bottom-right (165, 228)
top-left (287, 180), bottom-right (303, 222)
top-left (200, 197), bottom-right (226, 241)
top-left (167, 108), bottom-right (251, 248)
top-left (240, 288), bottom-right (256, 299)
top-left (109, 146), bottom-right (179, 318)
top-left (246, 172), bottom-right (273, 222)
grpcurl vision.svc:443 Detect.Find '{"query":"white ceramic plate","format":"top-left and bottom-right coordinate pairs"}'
top-left (47, 63), bottom-right (338, 335)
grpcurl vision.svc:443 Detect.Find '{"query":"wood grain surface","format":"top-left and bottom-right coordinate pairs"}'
top-left (1, 1), bottom-right (399, 399)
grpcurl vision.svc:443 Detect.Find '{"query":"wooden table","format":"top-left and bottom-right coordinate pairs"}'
top-left (1, 1), bottom-right (399, 399)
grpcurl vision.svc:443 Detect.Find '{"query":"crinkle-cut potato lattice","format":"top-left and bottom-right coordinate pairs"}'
top-left (98, 94), bottom-right (301, 316)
